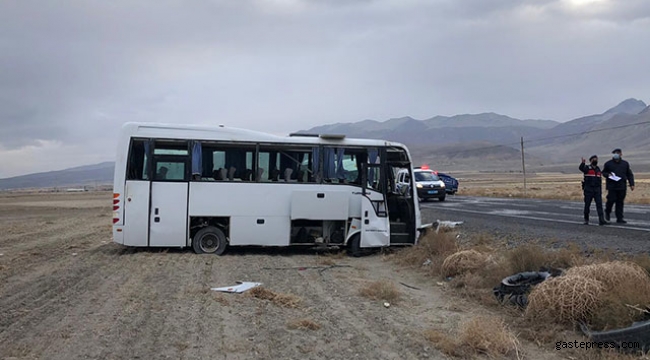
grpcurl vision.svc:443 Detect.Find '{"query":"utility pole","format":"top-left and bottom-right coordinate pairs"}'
top-left (520, 136), bottom-right (527, 197)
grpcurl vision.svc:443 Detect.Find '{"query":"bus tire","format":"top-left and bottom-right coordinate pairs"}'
top-left (193, 227), bottom-right (227, 255)
top-left (347, 234), bottom-right (361, 257)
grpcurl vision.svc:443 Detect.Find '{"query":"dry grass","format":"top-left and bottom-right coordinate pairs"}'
top-left (423, 329), bottom-right (465, 358)
top-left (394, 230), bottom-right (458, 275)
top-left (441, 250), bottom-right (488, 277)
top-left (359, 280), bottom-right (402, 303)
top-left (424, 316), bottom-right (521, 359)
top-left (628, 253), bottom-right (650, 274)
top-left (506, 243), bottom-right (582, 273)
top-left (316, 251), bottom-right (346, 266)
top-left (248, 286), bottom-right (302, 308)
top-left (457, 171), bottom-right (650, 204)
top-left (566, 261), bottom-right (650, 294)
top-left (526, 275), bottom-right (605, 324)
top-left (566, 261), bottom-right (650, 330)
top-left (396, 227), bottom-right (650, 350)
top-left (213, 293), bottom-right (230, 306)
top-left (315, 257), bottom-right (337, 266)
top-left (287, 318), bottom-right (321, 331)
top-left (460, 316), bottom-right (521, 358)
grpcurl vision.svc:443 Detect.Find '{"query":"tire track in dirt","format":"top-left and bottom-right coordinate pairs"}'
top-left (1, 192), bottom-right (565, 360)
top-left (281, 255), bottom-right (465, 360)
top-left (0, 245), bottom-right (147, 358)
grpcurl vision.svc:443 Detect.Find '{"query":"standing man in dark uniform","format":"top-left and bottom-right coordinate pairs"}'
top-left (602, 148), bottom-right (635, 224)
top-left (580, 155), bottom-right (606, 225)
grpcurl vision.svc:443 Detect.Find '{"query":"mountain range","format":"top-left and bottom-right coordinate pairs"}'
top-left (1, 98), bottom-right (648, 190)
top-left (301, 98), bottom-right (650, 170)
top-left (0, 162), bottom-right (115, 191)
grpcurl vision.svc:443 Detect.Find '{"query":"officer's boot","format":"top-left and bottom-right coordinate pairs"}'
top-left (598, 216), bottom-right (607, 226)
top-left (583, 215), bottom-right (589, 225)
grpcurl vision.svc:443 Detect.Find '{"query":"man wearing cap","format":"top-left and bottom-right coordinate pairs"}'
top-left (579, 155), bottom-right (606, 225)
top-left (602, 148), bottom-right (635, 224)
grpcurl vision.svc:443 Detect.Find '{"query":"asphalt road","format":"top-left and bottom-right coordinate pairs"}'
top-left (419, 195), bottom-right (650, 253)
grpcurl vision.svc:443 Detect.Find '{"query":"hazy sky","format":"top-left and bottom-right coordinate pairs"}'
top-left (1, 0), bottom-right (649, 177)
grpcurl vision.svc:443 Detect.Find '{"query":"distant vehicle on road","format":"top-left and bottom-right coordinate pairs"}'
top-left (396, 167), bottom-right (446, 202)
top-left (437, 172), bottom-right (459, 194)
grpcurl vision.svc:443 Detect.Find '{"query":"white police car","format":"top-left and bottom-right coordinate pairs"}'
top-left (396, 166), bottom-right (446, 201)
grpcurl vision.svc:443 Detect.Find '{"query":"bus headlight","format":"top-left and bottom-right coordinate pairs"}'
top-left (416, 183), bottom-right (423, 189)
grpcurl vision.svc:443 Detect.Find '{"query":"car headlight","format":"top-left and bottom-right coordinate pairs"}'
top-left (416, 183), bottom-right (423, 189)
top-left (441, 183), bottom-right (446, 188)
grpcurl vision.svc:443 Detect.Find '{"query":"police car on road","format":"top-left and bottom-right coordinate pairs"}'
top-left (396, 166), bottom-right (446, 202)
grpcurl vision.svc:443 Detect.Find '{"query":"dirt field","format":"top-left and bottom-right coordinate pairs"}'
top-left (455, 171), bottom-right (650, 204)
top-left (0, 192), bottom-right (571, 360)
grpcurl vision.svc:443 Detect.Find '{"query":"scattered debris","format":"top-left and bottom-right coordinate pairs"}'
top-left (399, 282), bottom-right (421, 290)
top-left (581, 319), bottom-right (650, 353)
top-left (383, 302), bottom-right (391, 308)
top-left (422, 259), bottom-right (432, 266)
top-left (493, 271), bottom-right (554, 308)
top-left (436, 282), bottom-right (445, 286)
top-left (211, 281), bottom-right (262, 293)
top-left (72, 253), bottom-right (78, 256)
top-left (434, 220), bottom-right (464, 233)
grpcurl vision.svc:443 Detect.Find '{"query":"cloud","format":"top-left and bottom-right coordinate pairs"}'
top-left (0, 0), bottom-right (648, 176)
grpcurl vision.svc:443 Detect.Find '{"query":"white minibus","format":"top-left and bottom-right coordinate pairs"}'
top-left (112, 123), bottom-right (424, 255)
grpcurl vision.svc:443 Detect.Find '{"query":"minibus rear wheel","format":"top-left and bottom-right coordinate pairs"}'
top-left (193, 226), bottom-right (227, 255)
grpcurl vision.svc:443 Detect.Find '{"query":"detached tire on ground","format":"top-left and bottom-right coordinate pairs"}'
top-left (192, 226), bottom-right (228, 255)
top-left (493, 271), bottom-right (553, 308)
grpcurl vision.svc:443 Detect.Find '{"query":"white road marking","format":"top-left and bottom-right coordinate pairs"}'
top-left (421, 205), bottom-right (650, 233)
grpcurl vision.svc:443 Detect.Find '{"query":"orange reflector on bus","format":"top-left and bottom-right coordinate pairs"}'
top-left (113, 193), bottom-right (120, 199)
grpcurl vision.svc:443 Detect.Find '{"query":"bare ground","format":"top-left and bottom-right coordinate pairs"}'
top-left (0, 192), bottom-right (562, 360)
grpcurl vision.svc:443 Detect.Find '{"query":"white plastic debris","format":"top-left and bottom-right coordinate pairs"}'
top-left (72, 253), bottom-right (78, 256)
top-left (435, 220), bottom-right (464, 233)
top-left (211, 281), bottom-right (262, 293)
top-left (383, 302), bottom-right (390, 308)
top-left (422, 259), bottom-right (432, 266)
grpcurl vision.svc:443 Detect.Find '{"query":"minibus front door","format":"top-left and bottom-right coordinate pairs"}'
top-left (360, 162), bottom-right (390, 248)
top-left (360, 196), bottom-right (390, 248)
